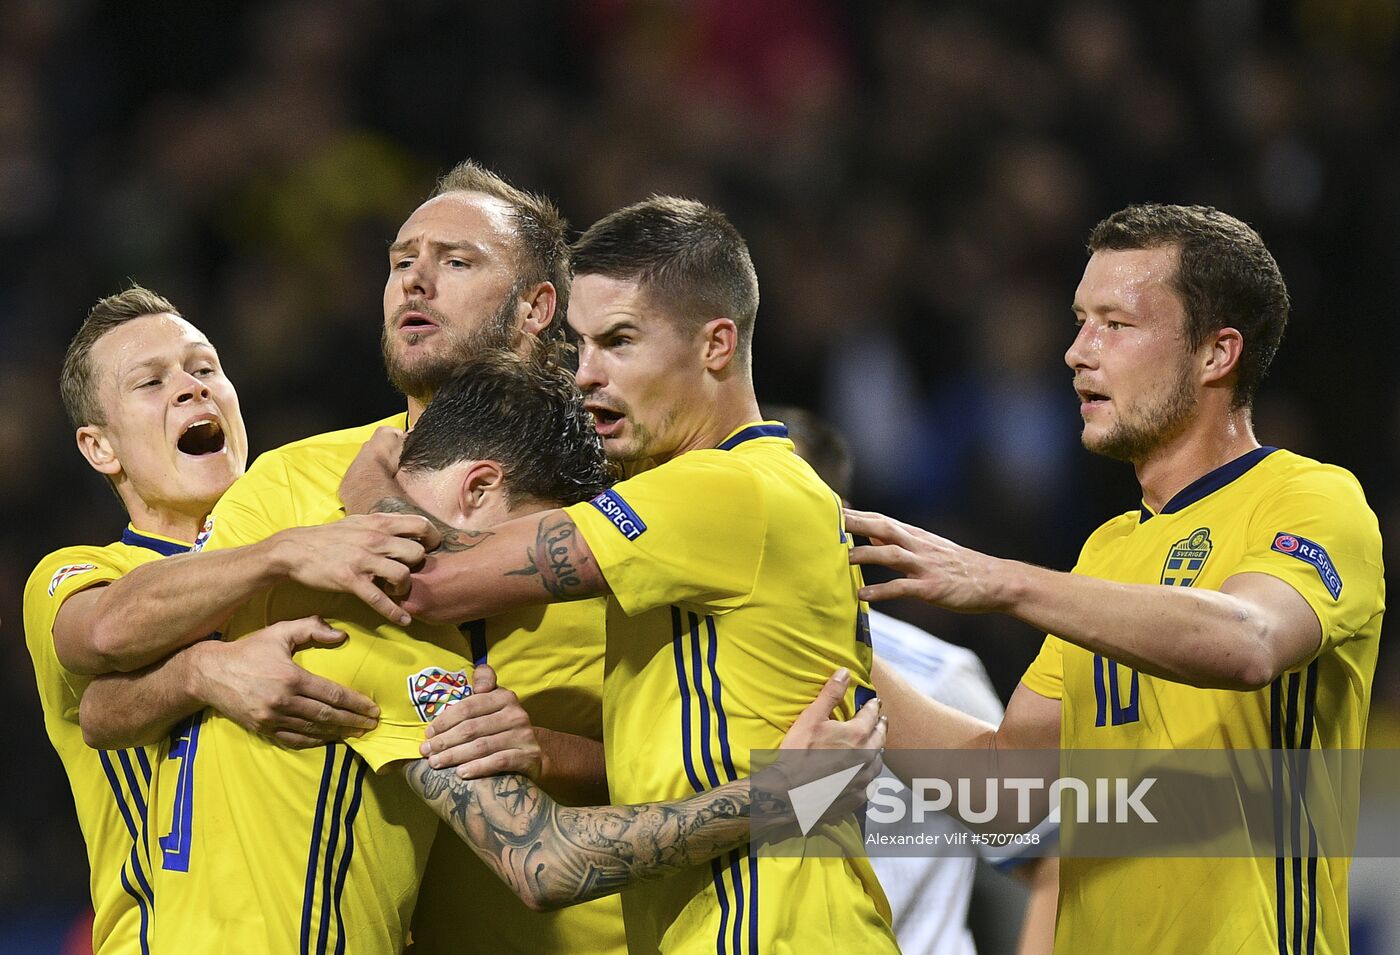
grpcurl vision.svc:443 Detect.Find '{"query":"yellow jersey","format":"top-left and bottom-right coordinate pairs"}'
top-left (23, 525), bottom-right (194, 955)
top-left (564, 422), bottom-right (897, 955)
top-left (146, 583), bottom-right (468, 953)
top-left (1022, 447), bottom-right (1384, 954)
top-left (195, 414), bottom-right (623, 954)
top-left (408, 599), bottom-right (622, 955)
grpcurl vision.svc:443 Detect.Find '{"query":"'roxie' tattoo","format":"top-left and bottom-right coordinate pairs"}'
top-left (504, 513), bottom-right (603, 599)
top-left (373, 496), bottom-right (494, 553)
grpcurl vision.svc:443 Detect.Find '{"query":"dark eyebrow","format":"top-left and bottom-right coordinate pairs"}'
top-left (595, 320), bottom-right (639, 339)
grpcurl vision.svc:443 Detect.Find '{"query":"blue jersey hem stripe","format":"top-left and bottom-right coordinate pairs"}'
top-left (98, 750), bottom-right (140, 840)
top-left (689, 613), bottom-right (723, 790)
top-left (704, 617), bottom-right (739, 782)
top-left (301, 746), bottom-right (338, 954)
top-left (119, 864), bottom-right (152, 955)
top-left (331, 757), bottom-right (369, 955)
top-left (711, 856), bottom-right (731, 954)
top-left (317, 747), bottom-right (355, 955)
top-left (672, 607), bottom-right (706, 794)
top-left (1271, 679), bottom-right (1287, 955)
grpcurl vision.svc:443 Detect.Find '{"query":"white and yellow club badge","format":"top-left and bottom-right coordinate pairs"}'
top-left (407, 666), bottom-right (472, 722)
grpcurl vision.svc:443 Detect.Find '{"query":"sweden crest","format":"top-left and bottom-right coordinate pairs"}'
top-left (1161, 527), bottom-right (1212, 587)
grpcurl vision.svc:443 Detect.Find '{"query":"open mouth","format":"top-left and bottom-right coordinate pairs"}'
top-left (178, 418), bottom-right (227, 456)
top-left (586, 405), bottom-right (625, 436)
top-left (399, 313), bottom-right (437, 332)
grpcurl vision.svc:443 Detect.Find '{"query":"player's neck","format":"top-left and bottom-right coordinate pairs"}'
top-left (663, 385), bottom-right (764, 462)
top-left (1134, 407), bottom-right (1259, 513)
top-left (122, 500), bottom-right (208, 545)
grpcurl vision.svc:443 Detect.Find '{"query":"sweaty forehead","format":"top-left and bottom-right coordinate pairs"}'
top-left (92, 313), bottom-right (212, 380)
top-left (1077, 246), bottom-right (1180, 309)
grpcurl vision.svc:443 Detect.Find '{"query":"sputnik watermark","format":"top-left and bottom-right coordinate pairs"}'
top-left (865, 775), bottom-right (1157, 825)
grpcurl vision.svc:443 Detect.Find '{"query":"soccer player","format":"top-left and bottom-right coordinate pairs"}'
top-left (771, 404), bottom-right (1057, 955)
top-left (122, 352), bottom-right (881, 952)
top-left (845, 204), bottom-right (1384, 951)
top-left (22, 287), bottom-right (392, 954)
top-left (343, 198), bottom-right (899, 953)
top-left (80, 162), bottom-right (629, 954)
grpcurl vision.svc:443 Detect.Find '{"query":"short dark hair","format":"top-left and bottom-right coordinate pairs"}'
top-left (571, 196), bottom-right (759, 363)
top-left (61, 285), bottom-right (181, 429)
top-left (399, 349), bottom-right (612, 508)
top-left (763, 404), bottom-right (853, 499)
top-left (431, 160), bottom-right (571, 342)
top-left (1087, 204), bottom-right (1290, 409)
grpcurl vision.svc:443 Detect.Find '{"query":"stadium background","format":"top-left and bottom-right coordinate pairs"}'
top-left (0, 0), bottom-right (1395, 951)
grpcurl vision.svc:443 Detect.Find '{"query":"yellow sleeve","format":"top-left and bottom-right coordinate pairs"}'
top-left (563, 453), bottom-right (766, 616)
top-left (293, 617), bottom-right (475, 773)
top-left (201, 449), bottom-right (299, 552)
top-left (23, 546), bottom-right (131, 709)
top-left (1231, 467), bottom-right (1384, 655)
top-left (1020, 635), bottom-right (1065, 701)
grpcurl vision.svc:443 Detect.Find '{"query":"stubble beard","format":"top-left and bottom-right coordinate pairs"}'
top-left (1083, 360), bottom-right (1198, 464)
top-left (381, 290), bottom-right (520, 405)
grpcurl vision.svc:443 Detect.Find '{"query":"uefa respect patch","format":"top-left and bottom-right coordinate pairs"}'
top-left (589, 489), bottom-right (647, 541)
top-left (407, 667), bottom-right (472, 721)
top-left (1271, 532), bottom-right (1342, 599)
top-left (47, 563), bottom-right (98, 596)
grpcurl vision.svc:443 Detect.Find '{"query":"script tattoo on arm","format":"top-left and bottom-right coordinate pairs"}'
top-left (402, 760), bottom-right (761, 910)
top-left (503, 513), bottom-right (605, 600)
top-left (373, 496), bottom-right (494, 554)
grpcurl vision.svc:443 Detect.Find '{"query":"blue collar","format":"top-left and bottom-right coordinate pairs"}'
top-left (717, 423), bottom-right (788, 451)
top-left (1139, 446), bottom-right (1277, 522)
top-left (121, 527), bottom-right (191, 556)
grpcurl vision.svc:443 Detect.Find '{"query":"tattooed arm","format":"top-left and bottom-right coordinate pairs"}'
top-left (398, 509), bottom-right (608, 624)
top-left (402, 669), bottom-right (884, 910)
top-left (403, 763), bottom-right (758, 910)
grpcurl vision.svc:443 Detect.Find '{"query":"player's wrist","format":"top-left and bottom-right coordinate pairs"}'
top-left (257, 533), bottom-right (299, 584)
top-left (181, 639), bottom-right (224, 706)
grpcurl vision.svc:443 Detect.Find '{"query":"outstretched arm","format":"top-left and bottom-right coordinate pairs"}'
top-left (396, 509), bottom-right (609, 624)
top-left (80, 617), bottom-right (379, 749)
top-left (403, 670), bottom-right (884, 910)
top-left (846, 507), bottom-right (1321, 690)
top-left (61, 514), bottom-right (437, 674)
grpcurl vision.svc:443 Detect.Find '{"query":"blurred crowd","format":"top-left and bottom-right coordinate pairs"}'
top-left (1, 0), bottom-right (1396, 947)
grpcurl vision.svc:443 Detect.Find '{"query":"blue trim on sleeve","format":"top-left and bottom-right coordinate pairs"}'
top-left (1140, 446), bottom-right (1277, 522)
top-left (716, 423), bottom-right (788, 451)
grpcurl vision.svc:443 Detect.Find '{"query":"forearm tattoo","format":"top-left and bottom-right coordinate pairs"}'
top-left (402, 760), bottom-right (756, 909)
top-left (503, 514), bottom-right (603, 600)
top-left (373, 497), bottom-right (494, 554)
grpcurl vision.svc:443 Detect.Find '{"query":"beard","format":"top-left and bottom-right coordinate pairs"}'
top-left (1083, 360), bottom-right (1197, 463)
top-left (381, 288), bottom-right (519, 404)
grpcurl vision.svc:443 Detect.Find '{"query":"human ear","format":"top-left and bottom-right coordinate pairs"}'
top-left (700, 317), bottom-right (739, 372)
top-left (519, 282), bottom-right (557, 338)
top-left (1201, 327), bottom-right (1244, 385)
top-left (459, 460), bottom-right (506, 514)
top-left (76, 426), bottom-right (121, 477)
